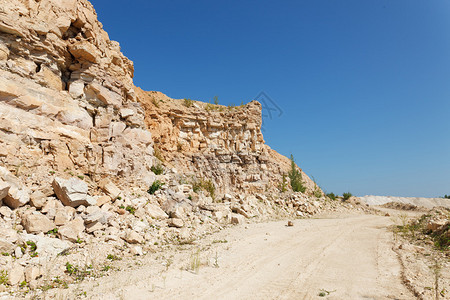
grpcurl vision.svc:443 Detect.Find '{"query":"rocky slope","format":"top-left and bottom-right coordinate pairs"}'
top-left (0, 0), bottom-right (348, 295)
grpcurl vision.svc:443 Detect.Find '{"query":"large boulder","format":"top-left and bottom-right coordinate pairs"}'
top-left (22, 212), bottom-right (55, 234)
top-left (58, 217), bottom-right (85, 242)
top-left (0, 167), bottom-right (30, 209)
top-left (0, 179), bottom-right (10, 200)
top-left (20, 233), bottom-right (71, 259)
top-left (98, 178), bottom-right (121, 200)
top-left (52, 177), bottom-right (90, 207)
top-left (145, 204), bottom-right (169, 220)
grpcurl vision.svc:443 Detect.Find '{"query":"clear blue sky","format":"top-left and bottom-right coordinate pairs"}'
top-left (90, 0), bottom-right (450, 197)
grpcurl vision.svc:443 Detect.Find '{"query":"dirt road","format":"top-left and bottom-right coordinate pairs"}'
top-left (58, 213), bottom-right (414, 299)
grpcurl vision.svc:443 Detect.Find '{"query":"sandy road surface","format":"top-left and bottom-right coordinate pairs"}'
top-left (60, 213), bottom-right (413, 300)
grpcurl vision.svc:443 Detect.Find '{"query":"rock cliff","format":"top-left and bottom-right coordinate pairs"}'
top-left (136, 89), bottom-right (318, 197)
top-left (0, 0), bottom-right (340, 293)
top-left (0, 0), bottom-right (154, 193)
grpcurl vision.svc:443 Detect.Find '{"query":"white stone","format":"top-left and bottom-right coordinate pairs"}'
top-left (52, 177), bottom-right (89, 207)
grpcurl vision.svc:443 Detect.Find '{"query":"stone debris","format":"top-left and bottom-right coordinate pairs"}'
top-left (168, 218), bottom-right (184, 228)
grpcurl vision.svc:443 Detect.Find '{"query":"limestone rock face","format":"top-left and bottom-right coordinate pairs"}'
top-left (0, 0), bottom-right (154, 198)
top-left (137, 90), bottom-right (318, 197)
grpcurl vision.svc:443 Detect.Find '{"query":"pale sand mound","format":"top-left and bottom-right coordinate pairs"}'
top-left (360, 195), bottom-right (450, 209)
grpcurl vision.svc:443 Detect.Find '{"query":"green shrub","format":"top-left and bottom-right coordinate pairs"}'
top-left (279, 174), bottom-right (288, 193)
top-left (107, 254), bottom-right (121, 261)
top-left (314, 188), bottom-right (322, 198)
top-left (148, 180), bottom-right (164, 195)
top-left (151, 163), bottom-right (164, 175)
top-left (288, 155), bottom-right (306, 193)
top-left (326, 192), bottom-right (336, 200)
top-left (125, 206), bottom-right (136, 215)
top-left (343, 192), bottom-right (352, 201)
top-left (192, 178), bottom-right (215, 199)
top-left (0, 270), bottom-right (8, 285)
top-left (183, 98), bottom-right (194, 107)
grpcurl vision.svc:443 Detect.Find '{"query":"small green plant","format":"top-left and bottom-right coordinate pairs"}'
top-left (47, 228), bottom-right (58, 235)
top-left (326, 192), bottom-right (336, 200)
top-left (342, 192), bottom-right (352, 201)
top-left (125, 206), bottom-right (136, 215)
top-left (75, 238), bottom-right (84, 244)
top-left (101, 265), bottom-right (111, 272)
top-left (26, 241), bottom-right (37, 252)
top-left (205, 103), bottom-right (215, 111)
top-left (151, 163), bottom-right (164, 175)
top-left (192, 178), bottom-right (215, 199)
top-left (77, 175), bottom-right (84, 180)
top-left (65, 262), bottom-right (76, 275)
top-left (288, 155), bottom-right (306, 193)
top-left (279, 174), bottom-right (288, 193)
top-left (213, 251), bottom-right (219, 268)
top-left (107, 254), bottom-right (121, 261)
top-left (49, 171), bottom-right (55, 175)
top-left (183, 98), bottom-right (194, 107)
top-left (30, 251), bottom-right (38, 257)
top-left (213, 96), bottom-right (219, 105)
top-left (19, 280), bottom-right (27, 288)
top-left (151, 97), bottom-right (160, 108)
top-left (0, 270), bottom-right (8, 285)
top-left (314, 187), bottom-right (322, 198)
top-left (189, 250), bottom-right (201, 273)
top-left (148, 180), bottom-right (164, 195)
top-left (1, 252), bottom-right (9, 256)
top-left (212, 239), bottom-right (228, 244)
top-left (188, 195), bottom-right (193, 201)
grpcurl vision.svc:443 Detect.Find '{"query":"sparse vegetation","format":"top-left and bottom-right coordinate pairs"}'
top-left (189, 249), bottom-right (201, 273)
top-left (212, 239), bottom-right (228, 244)
top-left (213, 95), bottom-right (219, 105)
top-left (192, 178), bottom-right (215, 199)
top-left (393, 212), bottom-right (449, 251)
top-left (151, 97), bottom-right (160, 108)
top-left (125, 205), bottom-right (136, 215)
top-left (288, 155), bottom-right (306, 193)
top-left (148, 180), bottom-right (164, 195)
top-left (443, 195), bottom-right (450, 199)
top-left (342, 192), bottom-right (352, 201)
top-left (65, 262), bottom-right (92, 281)
top-left (107, 254), bottom-right (121, 261)
top-left (0, 270), bottom-right (8, 285)
top-left (279, 174), bottom-right (288, 193)
top-left (326, 192), bottom-right (336, 200)
top-left (205, 102), bottom-right (216, 111)
top-left (183, 98), bottom-right (194, 107)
